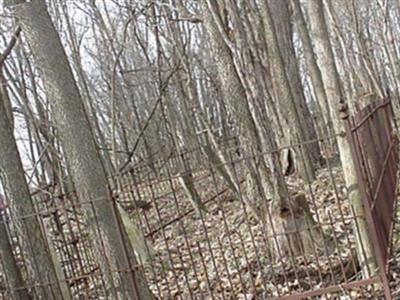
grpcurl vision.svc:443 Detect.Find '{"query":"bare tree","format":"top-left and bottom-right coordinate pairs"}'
top-left (8, 0), bottom-right (154, 298)
top-left (0, 69), bottom-right (67, 300)
top-left (306, 0), bottom-right (376, 276)
top-left (203, 0), bottom-right (325, 258)
top-left (0, 95), bottom-right (31, 300)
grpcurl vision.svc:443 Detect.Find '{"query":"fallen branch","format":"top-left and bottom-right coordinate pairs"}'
top-left (145, 179), bottom-right (245, 238)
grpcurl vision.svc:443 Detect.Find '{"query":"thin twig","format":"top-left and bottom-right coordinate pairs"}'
top-left (0, 26), bottom-right (21, 67)
top-left (117, 64), bottom-right (180, 173)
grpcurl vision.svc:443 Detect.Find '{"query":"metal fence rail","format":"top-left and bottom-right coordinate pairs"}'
top-left (344, 97), bottom-right (399, 299)
top-left (0, 98), bottom-right (398, 299)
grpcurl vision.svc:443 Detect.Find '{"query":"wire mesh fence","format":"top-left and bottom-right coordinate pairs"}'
top-left (0, 100), bottom-right (398, 299)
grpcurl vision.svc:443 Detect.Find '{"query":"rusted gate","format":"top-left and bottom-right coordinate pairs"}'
top-left (344, 97), bottom-right (399, 299)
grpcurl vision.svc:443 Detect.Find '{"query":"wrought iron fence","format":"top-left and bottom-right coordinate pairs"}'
top-left (344, 97), bottom-right (399, 299)
top-left (0, 98), bottom-right (398, 299)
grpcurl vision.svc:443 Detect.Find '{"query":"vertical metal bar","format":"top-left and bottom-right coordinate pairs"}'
top-left (197, 242), bottom-right (215, 300)
top-left (352, 110), bottom-right (383, 277)
top-left (146, 172), bottom-right (176, 299)
top-left (119, 174), bottom-right (162, 298)
top-left (296, 140), bottom-right (336, 285)
top-left (166, 166), bottom-right (203, 300)
top-left (88, 199), bottom-right (120, 299)
top-left (320, 135), bottom-right (360, 277)
top-left (342, 104), bottom-right (392, 299)
top-left (218, 148), bottom-right (270, 294)
top-left (208, 151), bottom-right (250, 298)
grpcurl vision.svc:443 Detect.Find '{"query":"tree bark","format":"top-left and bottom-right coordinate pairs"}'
top-left (259, 0), bottom-right (316, 181)
top-left (203, 0), bottom-right (326, 259)
top-left (0, 77), bottom-right (65, 299)
top-left (10, 0), bottom-right (154, 298)
top-left (307, 0), bottom-right (376, 277)
top-left (291, 0), bottom-right (333, 135)
top-left (204, 0), bottom-right (280, 219)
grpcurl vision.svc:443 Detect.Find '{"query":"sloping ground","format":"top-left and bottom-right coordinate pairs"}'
top-left (0, 163), bottom-right (394, 299)
top-left (133, 166), bottom-right (383, 299)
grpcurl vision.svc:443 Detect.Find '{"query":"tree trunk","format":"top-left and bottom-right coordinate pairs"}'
top-left (178, 172), bottom-right (207, 216)
top-left (204, 0), bottom-right (277, 219)
top-left (291, 0), bottom-right (334, 143)
top-left (307, 0), bottom-right (376, 277)
top-left (269, 0), bottom-right (322, 168)
top-left (0, 79), bottom-right (65, 299)
top-left (10, 1), bottom-right (155, 298)
top-left (118, 205), bottom-right (155, 264)
top-left (0, 197), bottom-right (30, 300)
top-left (259, 0), bottom-right (316, 181)
top-left (203, 0), bottom-right (326, 259)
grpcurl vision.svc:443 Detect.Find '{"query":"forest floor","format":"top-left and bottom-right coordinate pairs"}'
top-left (129, 162), bottom-right (399, 300)
top-left (389, 197), bottom-right (400, 299)
top-left (0, 160), bottom-right (397, 299)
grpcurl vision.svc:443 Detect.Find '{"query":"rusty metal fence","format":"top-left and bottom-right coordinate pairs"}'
top-left (0, 98), bottom-right (398, 299)
top-left (344, 97), bottom-right (399, 299)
